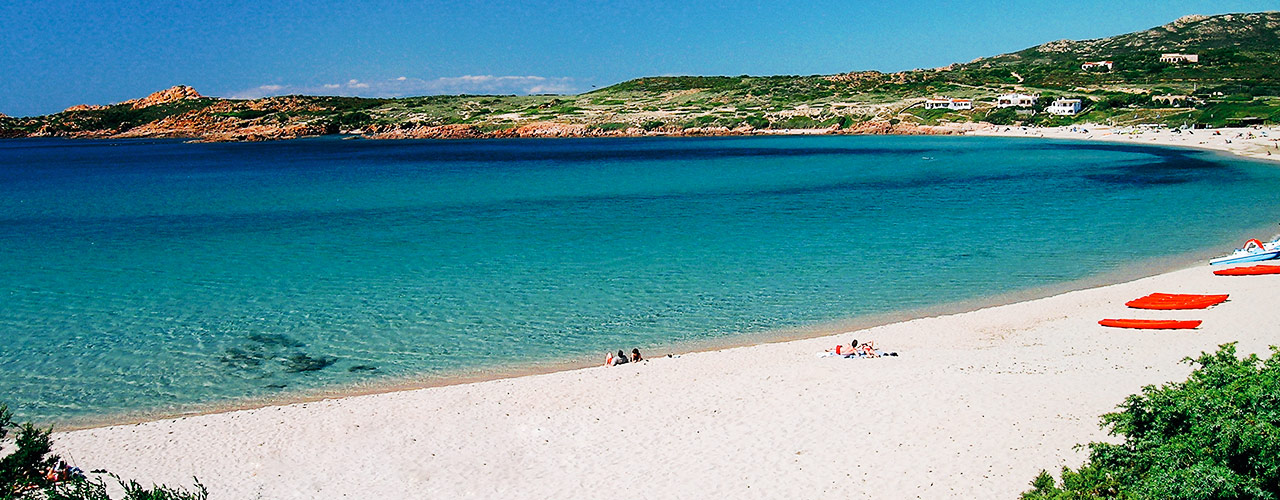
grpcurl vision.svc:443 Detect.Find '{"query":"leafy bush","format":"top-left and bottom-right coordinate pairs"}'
top-left (333, 112), bottom-right (372, 128)
top-left (774, 115), bottom-right (821, 129)
top-left (0, 404), bottom-right (56, 495)
top-left (0, 403), bottom-right (207, 500)
top-left (1023, 344), bottom-right (1280, 500)
top-left (984, 107), bottom-right (1020, 125)
top-left (588, 120), bottom-right (629, 130)
top-left (681, 115), bottom-right (719, 128)
top-left (42, 474), bottom-right (207, 500)
top-left (743, 115), bottom-right (770, 129)
top-left (1093, 93), bottom-right (1148, 111)
top-left (821, 115), bottom-right (857, 129)
top-left (214, 109), bottom-right (271, 120)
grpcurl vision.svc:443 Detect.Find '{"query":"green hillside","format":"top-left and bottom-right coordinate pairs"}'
top-left (2, 11), bottom-right (1277, 141)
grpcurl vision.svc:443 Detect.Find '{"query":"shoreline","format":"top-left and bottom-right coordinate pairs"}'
top-left (44, 237), bottom-right (1235, 433)
top-left (966, 124), bottom-right (1280, 164)
top-left (11, 122), bottom-right (1279, 167)
top-left (51, 256), bottom-right (1280, 498)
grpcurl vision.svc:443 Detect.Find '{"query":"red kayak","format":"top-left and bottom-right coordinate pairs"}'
top-left (1099, 319), bottom-right (1202, 330)
top-left (1214, 265), bottom-right (1280, 276)
top-left (1125, 293), bottom-right (1228, 310)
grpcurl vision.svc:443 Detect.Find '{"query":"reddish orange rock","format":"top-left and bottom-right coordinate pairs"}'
top-left (63, 104), bottom-right (108, 113)
top-left (121, 85), bottom-right (204, 109)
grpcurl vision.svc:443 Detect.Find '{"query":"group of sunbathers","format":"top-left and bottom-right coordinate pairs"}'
top-left (605, 348), bottom-right (643, 366)
top-left (10, 460), bottom-right (86, 493)
top-left (825, 339), bottom-right (896, 358)
top-left (44, 460), bottom-right (84, 483)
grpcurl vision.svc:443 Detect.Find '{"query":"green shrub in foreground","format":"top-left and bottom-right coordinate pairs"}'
top-left (0, 403), bottom-right (206, 500)
top-left (1024, 344), bottom-right (1280, 500)
top-left (41, 474), bottom-right (207, 500)
top-left (0, 404), bottom-right (56, 496)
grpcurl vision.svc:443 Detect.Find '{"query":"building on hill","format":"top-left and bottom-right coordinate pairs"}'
top-left (1152, 95), bottom-right (1196, 106)
top-left (1080, 61), bottom-right (1114, 71)
top-left (996, 93), bottom-right (1038, 108)
top-left (1159, 53), bottom-right (1199, 64)
top-left (1047, 98), bottom-right (1083, 115)
top-left (924, 98), bottom-right (972, 110)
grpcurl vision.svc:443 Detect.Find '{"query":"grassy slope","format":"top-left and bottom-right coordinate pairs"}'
top-left (2, 12), bottom-right (1278, 138)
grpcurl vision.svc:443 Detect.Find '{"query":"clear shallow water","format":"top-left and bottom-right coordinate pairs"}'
top-left (2, 135), bottom-right (1279, 424)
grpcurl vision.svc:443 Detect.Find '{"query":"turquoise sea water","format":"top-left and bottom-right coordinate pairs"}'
top-left (3, 135), bottom-right (1280, 425)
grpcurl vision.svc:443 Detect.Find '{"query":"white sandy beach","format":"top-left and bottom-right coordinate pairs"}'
top-left (44, 131), bottom-right (1280, 499)
top-left (51, 260), bottom-right (1280, 499)
top-left (970, 124), bottom-right (1280, 162)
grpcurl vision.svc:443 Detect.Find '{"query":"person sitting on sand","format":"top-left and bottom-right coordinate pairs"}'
top-left (630, 348), bottom-right (642, 362)
top-left (614, 349), bottom-right (629, 365)
top-left (44, 460), bottom-right (78, 483)
top-left (852, 341), bottom-right (877, 358)
top-left (605, 352), bottom-right (615, 366)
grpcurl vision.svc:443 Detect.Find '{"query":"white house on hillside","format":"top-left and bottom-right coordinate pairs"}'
top-left (996, 93), bottom-right (1038, 108)
top-left (1046, 98), bottom-right (1083, 115)
top-left (1160, 53), bottom-right (1199, 63)
top-left (1081, 60), bottom-right (1113, 71)
top-left (924, 98), bottom-right (972, 110)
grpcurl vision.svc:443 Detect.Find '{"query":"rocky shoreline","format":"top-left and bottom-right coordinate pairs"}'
top-left (357, 119), bottom-right (979, 141)
top-left (11, 119), bottom-right (978, 143)
top-left (0, 85), bottom-right (985, 143)
top-left (16, 112), bottom-right (981, 144)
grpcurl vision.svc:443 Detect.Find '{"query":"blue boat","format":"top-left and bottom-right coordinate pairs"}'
top-left (1209, 237), bottom-right (1280, 265)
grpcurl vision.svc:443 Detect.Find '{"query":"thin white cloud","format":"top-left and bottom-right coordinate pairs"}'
top-left (231, 84), bottom-right (286, 97)
top-left (227, 75), bottom-right (578, 99)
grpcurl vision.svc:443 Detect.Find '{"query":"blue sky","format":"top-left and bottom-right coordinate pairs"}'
top-left (0, 0), bottom-right (1275, 117)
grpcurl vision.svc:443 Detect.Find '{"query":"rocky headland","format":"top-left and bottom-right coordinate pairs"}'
top-left (0, 85), bottom-right (982, 143)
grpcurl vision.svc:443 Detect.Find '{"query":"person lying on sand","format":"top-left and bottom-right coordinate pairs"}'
top-left (855, 341), bottom-right (900, 358)
top-left (42, 460), bottom-right (83, 483)
top-left (819, 340), bottom-right (899, 358)
top-left (825, 339), bottom-right (858, 356)
top-left (606, 349), bottom-right (645, 366)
